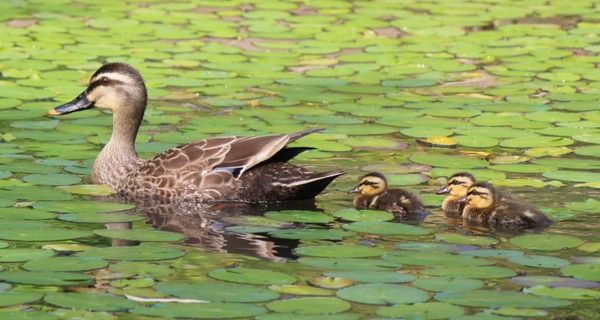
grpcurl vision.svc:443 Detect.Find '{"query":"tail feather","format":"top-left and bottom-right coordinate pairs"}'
top-left (287, 128), bottom-right (323, 143)
top-left (287, 170), bottom-right (345, 200)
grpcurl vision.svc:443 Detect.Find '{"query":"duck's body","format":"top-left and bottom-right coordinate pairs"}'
top-left (350, 172), bottom-right (428, 220)
top-left (49, 63), bottom-right (343, 204)
top-left (463, 182), bottom-right (552, 229)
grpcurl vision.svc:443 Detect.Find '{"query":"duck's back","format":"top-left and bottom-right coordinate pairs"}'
top-left (372, 189), bottom-right (428, 219)
top-left (489, 201), bottom-right (552, 228)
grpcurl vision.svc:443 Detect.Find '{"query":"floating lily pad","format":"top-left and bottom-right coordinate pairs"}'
top-left (44, 292), bottom-right (138, 311)
top-left (265, 211), bottom-right (333, 223)
top-left (23, 256), bottom-right (107, 272)
top-left (255, 313), bottom-right (359, 320)
top-left (131, 302), bottom-right (267, 319)
top-left (323, 270), bottom-right (415, 283)
top-left (383, 251), bottom-right (492, 267)
top-left (269, 284), bottom-right (333, 296)
top-left (422, 266), bottom-right (516, 279)
top-left (22, 173), bottom-right (81, 186)
top-left (77, 245), bottom-right (184, 261)
top-left (269, 229), bottom-right (353, 240)
top-left (435, 233), bottom-right (498, 246)
top-left (435, 290), bottom-right (570, 308)
top-left (0, 228), bottom-right (91, 242)
top-left (298, 257), bottom-right (401, 271)
top-left (376, 302), bottom-right (465, 319)
top-left (332, 209), bottom-right (393, 222)
top-left (561, 264), bottom-right (600, 281)
top-left (525, 285), bottom-right (600, 300)
top-left (34, 201), bottom-right (134, 213)
top-left (508, 254), bottom-right (570, 269)
top-left (295, 245), bottom-right (388, 258)
top-left (511, 276), bottom-right (600, 288)
top-left (0, 208), bottom-right (56, 220)
top-left (543, 170), bottom-right (600, 183)
top-left (156, 282), bottom-right (279, 302)
top-left (0, 291), bottom-right (43, 307)
top-left (343, 221), bottom-right (430, 235)
top-left (266, 297), bottom-right (351, 315)
top-left (410, 154), bottom-right (488, 168)
top-left (93, 229), bottom-right (184, 242)
top-left (0, 271), bottom-right (92, 286)
top-left (337, 283), bottom-right (429, 305)
top-left (59, 213), bottom-right (145, 223)
top-left (413, 276), bottom-right (484, 292)
top-left (511, 234), bottom-right (584, 251)
top-left (208, 267), bottom-right (296, 285)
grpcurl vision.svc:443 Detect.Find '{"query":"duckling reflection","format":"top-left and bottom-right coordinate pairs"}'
top-left (349, 172), bottom-right (428, 220)
top-left (462, 182), bottom-right (552, 229)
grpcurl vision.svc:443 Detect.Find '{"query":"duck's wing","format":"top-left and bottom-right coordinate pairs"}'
top-left (142, 128), bottom-right (321, 178)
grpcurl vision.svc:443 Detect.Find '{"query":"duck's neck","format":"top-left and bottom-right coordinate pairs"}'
top-left (92, 109), bottom-right (144, 190)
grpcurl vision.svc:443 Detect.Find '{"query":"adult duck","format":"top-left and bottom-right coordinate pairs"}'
top-left (48, 63), bottom-right (344, 204)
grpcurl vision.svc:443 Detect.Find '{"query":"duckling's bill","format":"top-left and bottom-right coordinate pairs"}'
top-left (347, 186), bottom-right (360, 194)
top-left (48, 91), bottom-right (93, 116)
top-left (435, 185), bottom-right (450, 194)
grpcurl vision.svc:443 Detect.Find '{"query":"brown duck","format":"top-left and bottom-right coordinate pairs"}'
top-left (48, 63), bottom-right (344, 204)
top-left (348, 172), bottom-right (428, 219)
top-left (462, 182), bottom-right (552, 228)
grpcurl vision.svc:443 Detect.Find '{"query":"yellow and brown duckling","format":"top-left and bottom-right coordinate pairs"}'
top-left (47, 63), bottom-right (344, 204)
top-left (436, 172), bottom-right (475, 218)
top-left (348, 172), bottom-right (428, 219)
top-left (462, 182), bottom-right (552, 229)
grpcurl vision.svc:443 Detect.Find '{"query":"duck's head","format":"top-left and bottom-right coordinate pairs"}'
top-left (348, 172), bottom-right (387, 196)
top-left (464, 182), bottom-right (496, 209)
top-left (48, 63), bottom-right (147, 117)
top-left (436, 172), bottom-right (475, 198)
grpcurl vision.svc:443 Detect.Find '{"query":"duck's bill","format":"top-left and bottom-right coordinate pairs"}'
top-left (48, 92), bottom-right (93, 116)
top-left (435, 186), bottom-right (450, 194)
top-left (347, 186), bottom-right (360, 194)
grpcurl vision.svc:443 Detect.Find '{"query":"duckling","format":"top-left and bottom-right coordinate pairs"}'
top-left (348, 172), bottom-right (428, 219)
top-left (462, 182), bottom-right (552, 228)
top-left (47, 63), bottom-right (344, 204)
top-left (436, 172), bottom-right (475, 218)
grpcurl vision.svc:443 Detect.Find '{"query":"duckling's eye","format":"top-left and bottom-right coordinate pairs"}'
top-left (100, 77), bottom-right (110, 85)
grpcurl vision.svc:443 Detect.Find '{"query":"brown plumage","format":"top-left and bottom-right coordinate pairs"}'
top-left (349, 172), bottom-right (428, 220)
top-left (48, 63), bottom-right (343, 204)
top-left (462, 182), bottom-right (552, 229)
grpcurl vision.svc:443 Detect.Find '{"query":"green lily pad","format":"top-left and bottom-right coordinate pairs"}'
top-left (376, 302), bottom-right (465, 319)
top-left (413, 276), bottom-right (484, 292)
top-left (435, 290), bottom-right (570, 308)
top-left (77, 245), bottom-right (184, 261)
top-left (0, 248), bottom-right (54, 262)
top-left (269, 285), bottom-right (334, 296)
top-left (422, 266), bottom-right (516, 279)
top-left (336, 283), bottom-right (429, 305)
top-left (256, 313), bottom-right (359, 320)
top-left (543, 170), bottom-right (600, 183)
top-left (59, 184), bottom-right (116, 196)
top-left (93, 229), bottom-right (184, 242)
top-left (383, 251), bottom-right (492, 267)
top-left (59, 213), bottom-right (145, 223)
top-left (0, 228), bottom-right (91, 241)
top-left (265, 210), bottom-right (333, 223)
top-left (266, 297), bottom-right (351, 315)
top-left (508, 254), bottom-right (570, 269)
top-left (511, 234), bottom-right (584, 251)
top-left (561, 264), bottom-right (600, 281)
top-left (0, 271), bottom-right (92, 286)
top-left (410, 154), bottom-right (488, 168)
top-left (34, 201), bottom-right (134, 213)
top-left (44, 292), bottom-right (138, 311)
top-left (489, 307), bottom-right (548, 317)
top-left (525, 285), bottom-right (600, 300)
top-left (332, 209), bottom-right (393, 222)
top-left (156, 282), bottom-right (279, 302)
top-left (269, 229), bottom-right (354, 240)
top-left (131, 302), bottom-right (267, 319)
top-left (295, 245), bottom-right (388, 258)
top-left (324, 270), bottom-right (415, 283)
top-left (22, 173), bottom-right (81, 186)
top-left (435, 233), bottom-right (499, 246)
top-left (298, 257), bottom-right (401, 271)
top-left (343, 221), bottom-right (430, 235)
top-left (0, 291), bottom-right (43, 307)
top-left (0, 208), bottom-right (57, 220)
top-left (208, 267), bottom-right (296, 285)
top-left (23, 256), bottom-right (107, 272)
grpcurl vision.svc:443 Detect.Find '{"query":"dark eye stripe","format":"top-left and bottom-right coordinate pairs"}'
top-left (360, 181), bottom-right (378, 187)
top-left (87, 78), bottom-right (124, 92)
top-left (449, 180), bottom-right (464, 186)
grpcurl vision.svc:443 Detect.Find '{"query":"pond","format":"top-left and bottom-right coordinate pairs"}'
top-left (1, 0), bottom-right (599, 319)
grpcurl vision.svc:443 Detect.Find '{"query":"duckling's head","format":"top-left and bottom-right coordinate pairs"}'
top-left (48, 63), bottom-right (147, 116)
top-left (436, 172), bottom-right (475, 198)
top-left (464, 182), bottom-right (496, 209)
top-left (348, 172), bottom-right (387, 196)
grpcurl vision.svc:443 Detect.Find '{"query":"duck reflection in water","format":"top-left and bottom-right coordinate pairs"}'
top-left (101, 198), bottom-right (322, 262)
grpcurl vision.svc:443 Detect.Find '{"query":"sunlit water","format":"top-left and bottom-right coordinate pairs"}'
top-left (0, 0), bottom-right (599, 319)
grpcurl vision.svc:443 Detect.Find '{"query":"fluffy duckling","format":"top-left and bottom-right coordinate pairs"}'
top-left (348, 172), bottom-right (428, 219)
top-left (436, 172), bottom-right (475, 218)
top-left (462, 182), bottom-right (552, 228)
